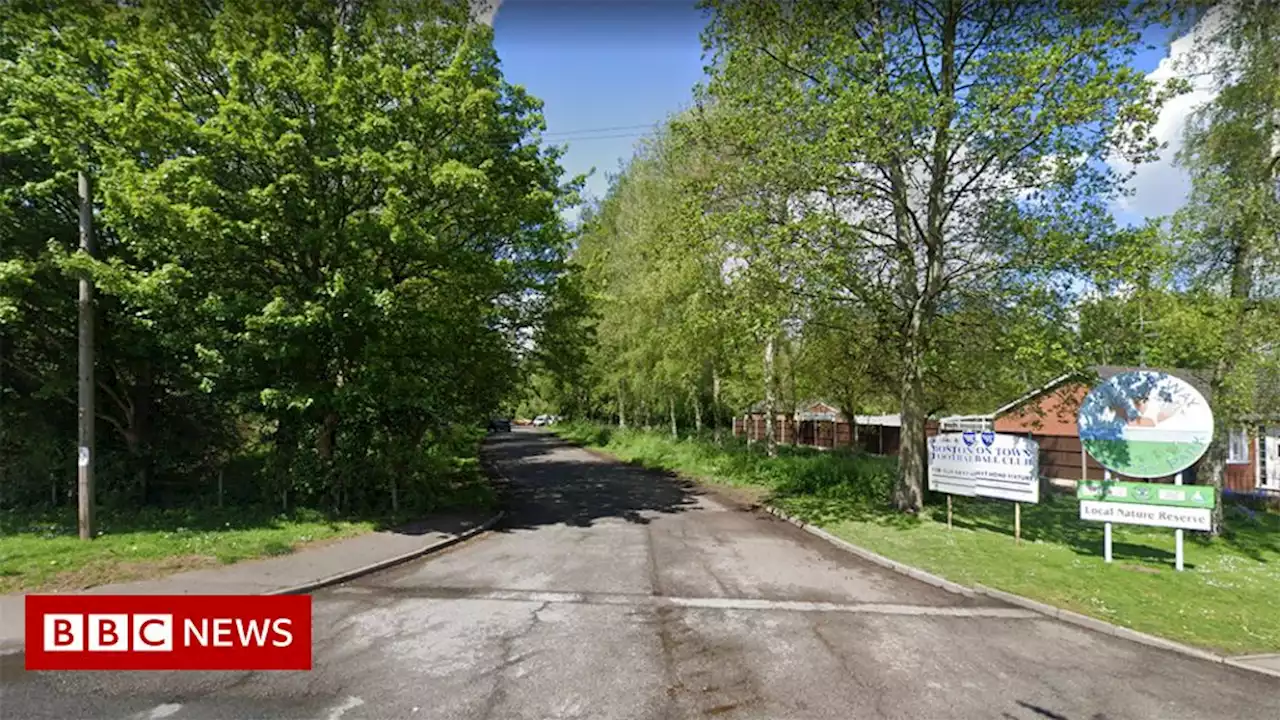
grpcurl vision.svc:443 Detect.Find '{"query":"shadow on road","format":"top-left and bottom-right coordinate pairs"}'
top-left (481, 430), bottom-right (700, 530)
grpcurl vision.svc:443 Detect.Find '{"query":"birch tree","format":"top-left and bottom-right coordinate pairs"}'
top-left (698, 0), bottom-right (1170, 510)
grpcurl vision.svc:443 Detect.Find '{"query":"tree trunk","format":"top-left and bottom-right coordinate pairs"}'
top-left (892, 0), bottom-right (957, 514)
top-left (318, 411), bottom-right (339, 460)
top-left (787, 340), bottom-right (798, 417)
top-left (131, 362), bottom-right (152, 505)
top-left (894, 317), bottom-right (927, 512)
top-left (764, 335), bottom-right (777, 457)
top-left (275, 414), bottom-right (297, 511)
top-left (692, 387), bottom-right (703, 434)
top-left (670, 396), bottom-right (678, 439)
top-left (712, 367), bottom-right (722, 442)
top-left (618, 380), bottom-right (627, 428)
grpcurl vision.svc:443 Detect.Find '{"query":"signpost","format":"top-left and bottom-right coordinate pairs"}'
top-left (1076, 370), bottom-right (1215, 571)
top-left (928, 431), bottom-right (1040, 543)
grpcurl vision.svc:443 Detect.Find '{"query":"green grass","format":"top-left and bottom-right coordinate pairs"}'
top-left (0, 506), bottom-right (378, 594)
top-left (556, 421), bottom-right (1280, 655)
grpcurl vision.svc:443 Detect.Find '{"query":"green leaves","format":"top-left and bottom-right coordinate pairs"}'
top-left (1, 0), bottom-right (575, 514)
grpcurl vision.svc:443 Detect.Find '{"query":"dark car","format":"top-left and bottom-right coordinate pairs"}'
top-left (487, 418), bottom-right (511, 433)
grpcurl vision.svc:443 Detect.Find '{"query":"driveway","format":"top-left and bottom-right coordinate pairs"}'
top-left (2, 429), bottom-right (1275, 719)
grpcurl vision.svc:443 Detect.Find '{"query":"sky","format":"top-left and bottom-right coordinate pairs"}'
top-left (487, 1), bottom-right (1216, 228)
top-left (490, 0), bottom-right (707, 211)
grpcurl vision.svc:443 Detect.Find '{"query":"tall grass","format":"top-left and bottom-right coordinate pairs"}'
top-left (556, 421), bottom-right (898, 512)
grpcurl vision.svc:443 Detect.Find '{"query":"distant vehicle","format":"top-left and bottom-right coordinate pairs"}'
top-left (533, 414), bottom-right (550, 426)
top-left (487, 418), bottom-right (511, 433)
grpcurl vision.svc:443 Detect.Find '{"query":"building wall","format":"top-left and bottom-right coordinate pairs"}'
top-left (994, 383), bottom-right (1088, 437)
top-left (1224, 430), bottom-right (1260, 492)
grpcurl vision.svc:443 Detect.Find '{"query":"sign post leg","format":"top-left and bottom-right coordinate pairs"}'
top-left (1015, 502), bottom-right (1021, 545)
top-left (1103, 470), bottom-right (1113, 563)
top-left (947, 495), bottom-right (953, 530)
top-left (1174, 472), bottom-right (1184, 571)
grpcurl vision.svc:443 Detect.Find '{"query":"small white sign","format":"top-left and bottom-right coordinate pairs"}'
top-left (78, 446), bottom-right (90, 468)
top-left (928, 432), bottom-right (1040, 504)
top-left (1079, 500), bottom-right (1212, 531)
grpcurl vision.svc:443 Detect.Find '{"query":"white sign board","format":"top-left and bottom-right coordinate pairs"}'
top-left (1079, 500), bottom-right (1211, 531)
top-left (928, 432), bottom-right (1040, 504)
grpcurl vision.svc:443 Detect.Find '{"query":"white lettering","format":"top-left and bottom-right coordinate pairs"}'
top-left (184, 618), bottom-right (209, 646)
top-left (271, 618), bottom-right (293, 647)
top-left (236, 619), bottom-right (271, 646)
top-left (213, 618), bottom-right (234, 647)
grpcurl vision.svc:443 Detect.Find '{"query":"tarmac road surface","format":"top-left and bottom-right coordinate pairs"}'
top-left (2, 428), bottom-right (1276, 719)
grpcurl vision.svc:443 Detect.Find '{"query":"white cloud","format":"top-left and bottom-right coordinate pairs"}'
top-left (1109, 7), bottom-right (1229, 221)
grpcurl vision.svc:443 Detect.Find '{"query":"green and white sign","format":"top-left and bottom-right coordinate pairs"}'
top-left (1078, 501), bottom-right (1212, 531)
top-left (1077, 370), bottom-right (1214, 479)
top-left (1076, 480), bottom-right (1216, 509)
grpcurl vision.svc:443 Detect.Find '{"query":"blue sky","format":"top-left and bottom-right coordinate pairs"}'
top-left (491, 1), bottom-right (708, 209)
top-left (490, 2), bottom-right (1198, 228)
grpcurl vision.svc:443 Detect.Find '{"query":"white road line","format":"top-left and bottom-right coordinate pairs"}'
top-left (141, 705), bottom-right (181, 720)
top-left (324, 696), bottom-right (364, 720)
top-left (414, 588), bottom-right (1038, 618)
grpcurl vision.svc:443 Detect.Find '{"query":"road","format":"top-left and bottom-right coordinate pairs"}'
top-left (2, 429), bottom-right (1276, 719)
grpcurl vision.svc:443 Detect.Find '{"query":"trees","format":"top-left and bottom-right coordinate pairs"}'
top-left (572, 118), bottom-right (750, 440)
top-left (1, 0), bottom-right (575, 515)
top-left (1170, 0), bottom-right (1280, 532)
top-left (695, 0), bottom-right (1170, 510)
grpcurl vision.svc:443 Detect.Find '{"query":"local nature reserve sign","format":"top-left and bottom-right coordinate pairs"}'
top-left (928, 431), bottom-right (1040, 504)
top-left (1077, 370), bottom-right (1214, 478)
top-left (1078, 501), bottom-right (1212, 531)
top-left (1077, 479), bottom-right (1214, 531)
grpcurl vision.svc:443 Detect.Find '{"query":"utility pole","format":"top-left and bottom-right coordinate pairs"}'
top-left (77, 166), bottom-right (95, 541)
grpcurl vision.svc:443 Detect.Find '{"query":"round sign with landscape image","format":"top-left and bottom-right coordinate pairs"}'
top-left (1077, 370), bottom-right (1215, 479)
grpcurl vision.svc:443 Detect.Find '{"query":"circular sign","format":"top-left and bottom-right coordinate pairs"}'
top-left (1077, 370), bottom-right (1214, 479)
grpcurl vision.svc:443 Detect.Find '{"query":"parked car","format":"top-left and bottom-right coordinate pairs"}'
top-left (487, 417), bottom-right (511, 433)
top-left (533, 414), bottom-right (550, 426)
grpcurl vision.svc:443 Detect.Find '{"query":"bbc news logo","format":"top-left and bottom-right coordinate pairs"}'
top-left (25, 595), bottom-right (311, 671)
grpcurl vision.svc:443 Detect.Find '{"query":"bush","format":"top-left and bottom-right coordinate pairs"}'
top-left (555, 421), bottom-right (899, 510)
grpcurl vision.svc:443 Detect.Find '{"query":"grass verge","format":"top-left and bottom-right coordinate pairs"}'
top-left (0, 506), bottom-right (380, 594)
top-left (555, 421), bottom-right (1280, 655)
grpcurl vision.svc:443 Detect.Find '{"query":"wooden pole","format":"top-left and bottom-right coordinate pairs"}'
top-left (947, 495), bottom-right (953, 530)
top-left (1015, 502), bottom-right (1021, 545)
top-left (76, 167), bottom-right (96, 541)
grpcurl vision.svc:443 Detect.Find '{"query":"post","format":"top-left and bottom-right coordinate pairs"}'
top-left (1103, 469), bottom-right (1113, 563)
top-left (77, 168), bottom-right (96, 541)
top-left (1015, 502), bottom-right (1021, 545)
top-left (947, 495), bottom-right (953, 530)
top-left (1174, 471), bottom-right (1184, 571)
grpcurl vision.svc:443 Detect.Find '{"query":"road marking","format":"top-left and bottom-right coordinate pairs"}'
top-left (377, 587), bottom-right (1039, 618)
top-left (141, 705), bottom-right (181, 720)
top-left (325, 696), bottom-right (364, 720)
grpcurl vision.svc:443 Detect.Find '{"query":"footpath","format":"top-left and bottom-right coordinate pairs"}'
top-left (0, 511), bottom-right (503, 655)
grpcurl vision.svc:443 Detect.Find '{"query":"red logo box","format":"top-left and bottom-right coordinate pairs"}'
top-left (25, 594), bottom-right (312, 671)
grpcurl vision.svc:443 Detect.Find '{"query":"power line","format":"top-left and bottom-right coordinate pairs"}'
top-left (541, 131), bottom-right (653, 142)
top-left (541, 123), bottom-right (659, 137)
